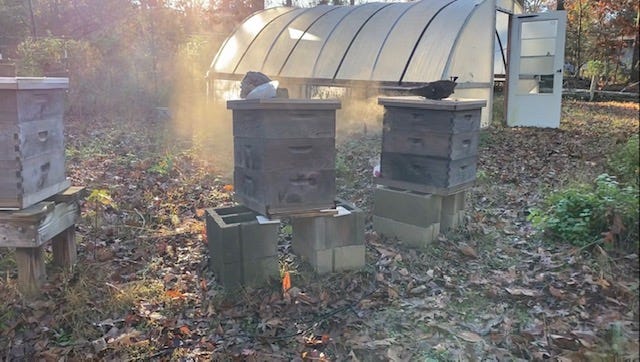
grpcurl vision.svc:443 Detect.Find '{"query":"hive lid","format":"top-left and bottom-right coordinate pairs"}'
top-left (0, 77), bottom-right (69, 90)
top-left (227, 98), bottom-right (341, 110)
top-left (378, 96), bottom-right (486, 110)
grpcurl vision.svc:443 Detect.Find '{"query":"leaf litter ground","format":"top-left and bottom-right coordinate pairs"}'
top-left (0, 100), bottom-right (638, 360)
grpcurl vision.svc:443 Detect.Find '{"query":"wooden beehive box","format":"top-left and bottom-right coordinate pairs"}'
top-left (376, 97), bottom-right (486, 195)
top-left (0, 77), bottom-right (70, 210)
top-left (227, 98), bottom-right (341, 217)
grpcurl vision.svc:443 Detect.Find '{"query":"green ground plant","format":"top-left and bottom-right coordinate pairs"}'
top-left (608, 134), bottom-right (639, 186)
top-left (529, 174), bottom-right (638, 250)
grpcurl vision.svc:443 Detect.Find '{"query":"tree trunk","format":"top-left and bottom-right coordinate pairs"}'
top-left (632, 31), bottom-right (640, 83)
top-left (589, 74), bottom-right (597, 101)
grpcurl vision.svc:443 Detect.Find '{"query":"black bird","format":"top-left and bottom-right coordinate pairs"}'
top-left (407, 79), bottom-right (457, 100)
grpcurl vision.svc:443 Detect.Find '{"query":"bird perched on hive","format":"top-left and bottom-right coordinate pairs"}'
top-left (407, 78), bottom-right (457, 100)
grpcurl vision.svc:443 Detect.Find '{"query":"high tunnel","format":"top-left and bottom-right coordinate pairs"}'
top-left (207, 0), bottom-right (502, 126)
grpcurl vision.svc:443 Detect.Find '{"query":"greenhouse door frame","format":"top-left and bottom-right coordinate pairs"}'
top-left (506, 11), bottom-right (567, 128)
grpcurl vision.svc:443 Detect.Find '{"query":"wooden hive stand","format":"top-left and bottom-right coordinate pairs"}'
top-left (0, 186), bottom-right (85, 297)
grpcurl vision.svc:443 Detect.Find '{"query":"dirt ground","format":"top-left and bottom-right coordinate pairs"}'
top-left (0, 99), bottom-right (638, 361)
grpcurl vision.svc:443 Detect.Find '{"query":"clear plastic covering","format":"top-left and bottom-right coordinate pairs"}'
top-left (208, 0), bottom-right (525, 127)
top-left (210, 0), bottom-right (495, 85)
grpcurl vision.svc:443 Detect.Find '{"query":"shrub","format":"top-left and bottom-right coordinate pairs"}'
top-left (608, 134), bottom-right (639, 186)
top-left (529, 174), bottom-right (639, 250)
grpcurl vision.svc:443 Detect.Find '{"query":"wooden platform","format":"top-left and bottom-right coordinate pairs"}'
top-left (0, 186), bottom-right (85, 297)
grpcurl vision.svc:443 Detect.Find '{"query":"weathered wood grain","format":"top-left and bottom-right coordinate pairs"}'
top-left (52, 226), bottom-right (77, 271)
top-left (0, 199), bottom-right (79, 248)
top-left (15, 246), bottom-right (46, 297)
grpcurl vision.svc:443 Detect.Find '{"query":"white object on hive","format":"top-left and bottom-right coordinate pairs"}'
top-left (246, 80), bottom-right (279, 99)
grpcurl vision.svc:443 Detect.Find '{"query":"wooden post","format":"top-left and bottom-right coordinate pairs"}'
top-left (52, 226), bottom-right (77, 271)
top-left (15, 247), bottom-right (46, 297)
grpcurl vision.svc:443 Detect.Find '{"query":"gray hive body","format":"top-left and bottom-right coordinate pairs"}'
top-left (0, 77), bottom-right (70, 209)
top-left (227, 98), bottom-right (341, 217)
top-left (376, 97), bottom-right (485, 195)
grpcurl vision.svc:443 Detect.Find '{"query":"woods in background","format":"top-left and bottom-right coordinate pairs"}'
top-left (0, 0), bottom-right (637, 117)
top-left (0, 0), bottom-right (264, 116)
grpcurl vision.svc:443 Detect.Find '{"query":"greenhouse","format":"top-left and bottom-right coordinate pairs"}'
top-left (207, 0), bottom-right (567, 128)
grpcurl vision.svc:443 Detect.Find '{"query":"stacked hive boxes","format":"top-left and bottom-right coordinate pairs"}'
top-left (374, 97), bottom-right (485, 245)
top-left (226, 99), bottom-right (340, 217)
top-left (0, 77), bottom-right (70, 210)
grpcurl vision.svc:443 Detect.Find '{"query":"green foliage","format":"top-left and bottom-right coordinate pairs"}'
top-left (17, 37), bottom-right (67, 76)
top-left (584, 60), bottom-right (605, 78)
top-left (335, 154), bottom-right (349, 178)
top-left (608, 134), bottom-right (639, 186)
top-left (148, 154), bottom-right (174, 175)
top-left (529, 174), bottom-right (639, 249)
top-left (87, 189), bottom-right (115, 208)
top-left (85, 189), bottom-right (116, 234)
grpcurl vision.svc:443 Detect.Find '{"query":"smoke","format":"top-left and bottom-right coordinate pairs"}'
top-left (168, 77), bottom-right (388, 181)
top-left (305, 84), bottom-right (384, 140)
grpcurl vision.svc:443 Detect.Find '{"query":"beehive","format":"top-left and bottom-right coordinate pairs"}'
top-left (376, 97), bottom-right (486, 195)
top-left (227, 98), bottom-right (340, 217)
top-left (0, 77), bottom-right (70, 210)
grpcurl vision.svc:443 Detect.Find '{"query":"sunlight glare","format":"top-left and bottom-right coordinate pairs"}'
top-left (244, 15), bottom-right (266, 36)
top-left (288, 28), bottom-right (320, 41)
top-left (213, 36), bottom-right (238, 72)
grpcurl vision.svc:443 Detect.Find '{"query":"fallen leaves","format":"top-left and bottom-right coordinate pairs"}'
top-left (1, 100), bottom-right (638, 361)
top-left (457, 331), bottom-right (483, 343)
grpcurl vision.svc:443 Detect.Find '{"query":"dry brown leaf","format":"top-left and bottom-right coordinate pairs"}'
top-left (596, 277), bottom-right (610, 289)
top-left (549, 285), bottom-right (565, 299)
top-left (165, 289), bottom-right (185, 299)
top-left (282, 271), bottom-right (291, 293)
top-left (505, 287), bottom-right (539, 297)
top-left (459, 244), bottom-right (478, 258)
top-left (458, 331), bottom-right (483, 343)
top-left (179, 325), bottom-right (191, 336)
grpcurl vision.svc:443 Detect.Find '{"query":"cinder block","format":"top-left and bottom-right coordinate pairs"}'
top-left (215, 262), bottom-right (244, 288)
top-left (441, 191), bottom-right (466, 215)
top-left (291, 199), bottom-right (365, 274)
top-left (205, 205), bottom-right (280, 288)
top-left (373, 186), bottom-right (441, 227)
top-left (373, 215), bottom-right (439, 248)
top-left (441, 210), bottom-right (465, 231)
top-left (333, 245), bottom-right (365, 271)
top-left (243, 256), bottom-right (280, 286)
top-left (305, 248), bottom-right (334, 274)
top-left (291, 199), bottom-right (364, 250)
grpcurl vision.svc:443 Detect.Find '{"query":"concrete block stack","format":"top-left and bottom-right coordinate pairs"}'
top-left (205, 205), bottom-right (280, 288)
top-left (292, 199), bottom-right (365, 273)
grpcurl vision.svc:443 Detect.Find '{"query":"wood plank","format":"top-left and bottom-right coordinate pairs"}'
top-left (378, 97), bottom-right (486, 111)
top-left (46, 186), bottom-right (86, 203)
top-left (16, 117), bottom-right (65, 159)
top-left (0, 77), bottom-right (69, 90)
top-left (15, 246), bottom-right (46, 297)
top-left (374, 177), bottom-right (475, 196)
top-left (19, 179), bottom-right (71, 210)
top-left (0, 200), bottom-right (78, 248)
top-left (0, 201), bottom-right (54, 221)
top-left (227, 98), bottom-right (341, 111)
top-left (52, 226), bottom-right (77, 271)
